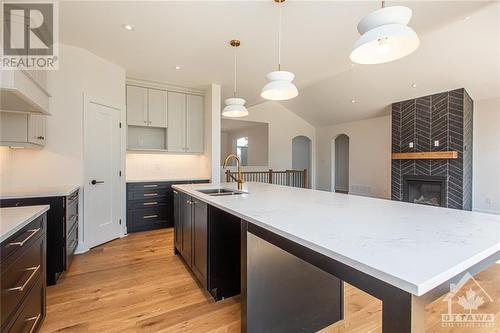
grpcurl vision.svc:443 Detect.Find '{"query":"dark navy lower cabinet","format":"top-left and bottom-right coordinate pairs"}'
top-left (126, 179), bottom-right (208, 233)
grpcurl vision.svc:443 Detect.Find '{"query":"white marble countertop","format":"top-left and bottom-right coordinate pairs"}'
top-left (172, 182), bottom-right (500, 296)
top-left (0, 185), bottom-right (80, 200)
top-left (126, 178), bottom-right (210, 183)
top-left (0, 205), bottom-right (49, 242)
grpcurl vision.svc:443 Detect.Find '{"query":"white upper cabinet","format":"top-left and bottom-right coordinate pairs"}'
top-left (167, 91), bottom-right (186, 152)
top-left (0, 111), bottom-right (46, 148)
top-left (126, 86), bottom-right (148, 126)
top-left (0, 70), bottom-right (51, 115)
top-left (148, 89), bottom-right (168, 128)
top-left (186, 95), bottom-right (204, 153)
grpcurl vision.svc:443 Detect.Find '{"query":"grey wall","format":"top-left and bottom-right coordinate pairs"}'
top-left (221, 123), bottom-right (269, 166)
top-left (334, 134), bottom-right (349, 192)
top-left (292, 135), bottom-right (312, 187)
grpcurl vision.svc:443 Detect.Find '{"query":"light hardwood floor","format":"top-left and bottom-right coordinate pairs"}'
top-left (41, 228), bottom-right (500, 333)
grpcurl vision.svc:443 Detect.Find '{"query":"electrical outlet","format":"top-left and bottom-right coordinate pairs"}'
top-left (434, 140), bottom-right (440, 147)
top-left (409, 142), bottom-right (414, 148)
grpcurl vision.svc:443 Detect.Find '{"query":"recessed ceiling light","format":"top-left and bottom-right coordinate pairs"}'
top-left (411, 83), bottom-right (417, 88)
top-left (174, 66), bottom-right (181, 70)
top-left (122, 24), bottom-right (134, 31)
top-left (351, 99), bottom-right (356, 103)
top-left (462, 16), bottom-right (471, 21)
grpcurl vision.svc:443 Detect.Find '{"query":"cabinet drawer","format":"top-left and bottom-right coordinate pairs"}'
top-left (1, 236), bottom-right (44, 329)
top-left (1, 215), bottom-right (44, 262)
top-left (128, 199), bottom-right (167, 210)
top-left (66, 225), bottom-right (78, 268)
top-left (127, 182), bottom-right (169, 191)
top-left (127, 206), bottom-right (169, 232)
top-left (128, 189), bottom-right (168, 201)
top-left (66, 214), bottom-right (78, 236)
top-left (5, 276), bottom-right (44, 333)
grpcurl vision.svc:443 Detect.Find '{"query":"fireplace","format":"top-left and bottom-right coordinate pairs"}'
top-left (403, 176), bottom-right (446, 207)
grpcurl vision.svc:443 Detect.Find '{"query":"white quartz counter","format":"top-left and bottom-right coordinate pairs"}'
top-left (0, 205), bottom-right (49, 242)
top-left (172, 182), bottom-right (500, 296)
top-left (0, 185), bottom-right (80, 200)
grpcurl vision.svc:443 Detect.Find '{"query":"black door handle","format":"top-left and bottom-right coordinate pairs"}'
top-left (90, 180), bottom-right (104, 185)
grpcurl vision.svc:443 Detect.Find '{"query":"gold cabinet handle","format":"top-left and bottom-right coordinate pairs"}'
top-left (26, 313), bottom-right (41, 333)
top-left (143, 202), bottom-right (158, 206)
top-left (143, 184), bottom-right (158, 188)
top-left (7, 265), bottom-right (40, 291)
top-left (143, 215), bottom-right (158, 219)
top-left (8, 228), bottom-right (40, 247)
top-left (143, 193), bottom-right (158, 197)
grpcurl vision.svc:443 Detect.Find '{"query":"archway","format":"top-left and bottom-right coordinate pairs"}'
top-left (333, 134), bottom-right (349, 193)
top-left (292, 135), bottom-right (312, 188)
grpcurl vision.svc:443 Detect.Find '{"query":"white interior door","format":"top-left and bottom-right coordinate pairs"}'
top-left (84, 100), bottom-right (122, 248)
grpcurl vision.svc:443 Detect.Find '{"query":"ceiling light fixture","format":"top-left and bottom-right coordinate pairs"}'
top-left (261, 0), bottom-right (298, 101)
top-left (350, 1), bottom-right (419, 65)
top-left (351, 99), bottom-right (356, 103)
top-left (122, 24), bottom-right (134, 31)
top-left (411, 83), bottom-right (417, 88)
top-left (222, 39), bottom-right (248, 118)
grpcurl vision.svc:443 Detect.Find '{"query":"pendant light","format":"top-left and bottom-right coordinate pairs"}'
top-left (350, 1), bottom-right (419, 65)
top-left (261, 0), bottom-right (298, 101)
top-left (222, 39), bottom-right (249, 118)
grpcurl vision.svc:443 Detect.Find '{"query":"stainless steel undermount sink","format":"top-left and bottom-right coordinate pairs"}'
top-left (197, 188), bottom-right (247, 196)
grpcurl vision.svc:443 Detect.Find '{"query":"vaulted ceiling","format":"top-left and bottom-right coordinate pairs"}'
top-left (60, 1), bottom-right (499, 126)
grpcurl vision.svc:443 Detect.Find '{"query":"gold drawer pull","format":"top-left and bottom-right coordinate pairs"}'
top-left (26, 313), bottom-right (41, 333)
top-left (143, 193), bottom-right (158, 197)
top-left (143, 214), bottom-right (158, 219)
top-left (8, 228), bottom-right (40, 247)
top-left (143, 202), bottom-right (158, 206)
top-left (7, 265), bottom-right (40, 292)
top-left (143, 184), bottom-right (158, 188)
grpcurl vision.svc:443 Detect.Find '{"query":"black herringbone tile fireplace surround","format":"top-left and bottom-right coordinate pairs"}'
top-left (391, 88), bottom-right (473, 210)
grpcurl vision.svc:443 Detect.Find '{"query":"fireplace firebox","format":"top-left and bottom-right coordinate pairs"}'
top-left (403, 175), bottom-right (446, 207)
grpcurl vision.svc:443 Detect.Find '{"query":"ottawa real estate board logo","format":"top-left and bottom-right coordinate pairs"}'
top-left (441, 272), bottom-right (495, 328)
top-left (1, 2), bottom-right (59, 70)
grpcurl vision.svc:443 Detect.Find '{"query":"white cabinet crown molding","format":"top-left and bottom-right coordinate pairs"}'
top-left (126, 77), bottom-right (205, 96)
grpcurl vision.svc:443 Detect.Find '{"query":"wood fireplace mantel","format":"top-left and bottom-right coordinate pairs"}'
top-left (391, 151), bottom-right (458, 160)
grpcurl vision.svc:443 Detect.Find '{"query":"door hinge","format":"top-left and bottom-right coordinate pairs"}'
top-left (119, 170), bottom-right (122, 177)
top-left (119, 122), bottom-right (122, 128)
top-left (119, 219), bottom-right (122, 225)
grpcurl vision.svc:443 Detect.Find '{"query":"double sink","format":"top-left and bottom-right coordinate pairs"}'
top-left (197, 188), bottom-right (248, 197)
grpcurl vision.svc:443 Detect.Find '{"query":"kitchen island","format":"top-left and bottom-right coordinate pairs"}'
top-left (172, 182), bottom-right (500, 333)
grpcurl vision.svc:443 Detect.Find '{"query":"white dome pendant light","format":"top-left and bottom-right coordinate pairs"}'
top-left (261, 0), bottom-right (298, 101)
top-left (222, 39), bottom-right (249, 118)
top-left (350, 1), bottom-right (419, 65)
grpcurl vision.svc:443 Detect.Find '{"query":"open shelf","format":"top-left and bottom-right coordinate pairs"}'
top-left (127, 125), bottom-right (167, 150)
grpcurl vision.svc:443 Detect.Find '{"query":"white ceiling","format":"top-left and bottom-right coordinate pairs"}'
top-left (59, 1), bottom-right (500, 126)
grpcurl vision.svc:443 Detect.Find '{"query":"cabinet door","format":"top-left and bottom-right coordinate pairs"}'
top-left (186, 95), bottom-right (204, 153)
top-left (126, 86), bottom-right (148, 126)
top-left (173, 189), bottom-right (182, 252)
top-left (28, 114), bottom-right (46, 146)
top-left (180, 192), bottom-right (192, 267)
top-left (148, 88), bottom-right (168, 128)
top-left (167, 92), bottom-right (186, 152)
top-left (192, 198), bottom-right (208, 286)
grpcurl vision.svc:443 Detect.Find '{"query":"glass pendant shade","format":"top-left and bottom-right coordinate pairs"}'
top-left (350, 6), bottom-right (419, 65)
top-left (222, 97), bottom-right (248, 117)
top-left (261, 71), bottom-right (298, 101)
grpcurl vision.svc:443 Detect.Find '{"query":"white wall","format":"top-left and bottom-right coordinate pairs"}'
top-left (2, 44), bottom-right (125, 189)
top-left (473, 98), bottom-right (500, 214)
top-left (316, 115), bottom-right (391, 198)
top-left (232, 101), bottom-right (317, 187)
